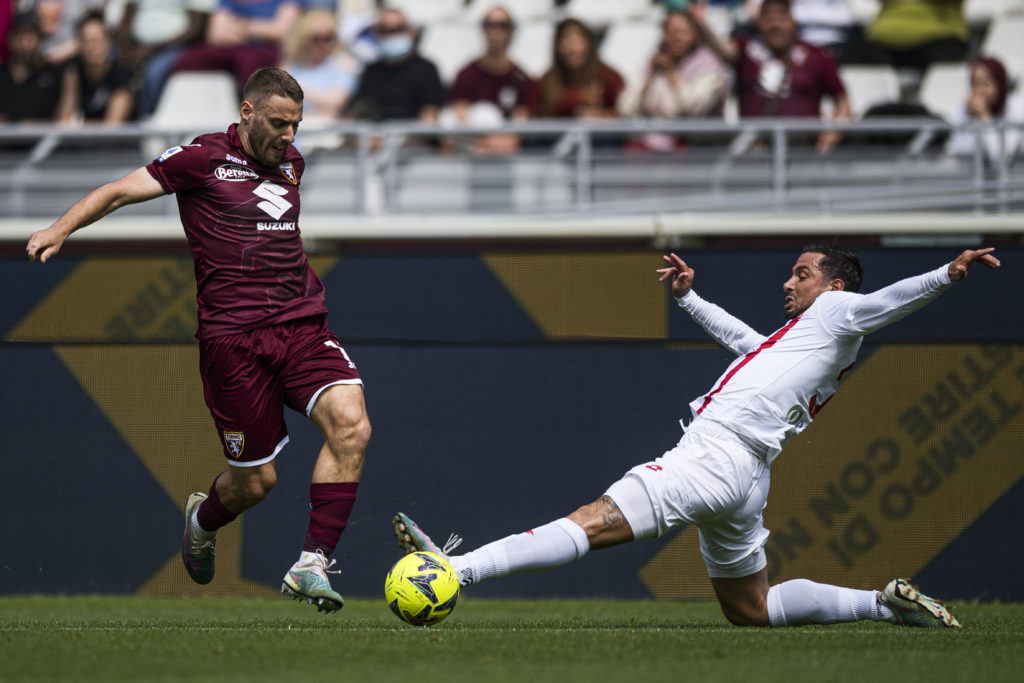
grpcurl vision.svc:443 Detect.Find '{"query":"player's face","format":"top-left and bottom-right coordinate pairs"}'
top-left (241, 95), bottom-right (303, 166)
top-left (783, 252), bottom-right (839, 319)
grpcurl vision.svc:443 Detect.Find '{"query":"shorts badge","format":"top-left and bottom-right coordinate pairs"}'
top-left (224, 431), bottom-right (245, 459)
top-left (279, 162), bottom-right (297, 184)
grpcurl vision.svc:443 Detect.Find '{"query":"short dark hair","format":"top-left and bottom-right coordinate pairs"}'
top-left (760, 0), bottom-right (793, 13)
top-left (800, 244), bottom-right (863, 293)
top-left (75, 8), bottom-right (106, 34)
top-left (242, 67), bottom-right (304, 109)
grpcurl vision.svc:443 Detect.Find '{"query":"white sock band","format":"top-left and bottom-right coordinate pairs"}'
top-left (767, 579), bottom-right (890, 627)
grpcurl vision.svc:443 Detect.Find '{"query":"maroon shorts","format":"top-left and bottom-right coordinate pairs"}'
top-left (199, 316), bottom-right (362, 466)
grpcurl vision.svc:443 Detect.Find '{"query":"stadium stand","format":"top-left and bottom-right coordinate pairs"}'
top-left (419, 21), bottom-right (485, 86)
top-left (839, 65), bottom-right (902, 116)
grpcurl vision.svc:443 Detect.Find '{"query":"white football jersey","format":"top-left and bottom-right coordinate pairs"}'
top-left (679, 264), bottom-right (952, 464)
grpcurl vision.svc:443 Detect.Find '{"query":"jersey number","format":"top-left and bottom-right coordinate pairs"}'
top-left (253, 181), bottom-right (293, 220)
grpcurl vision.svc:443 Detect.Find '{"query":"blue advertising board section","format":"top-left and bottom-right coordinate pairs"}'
top-left (1, 246), bottom-right (1021, 600)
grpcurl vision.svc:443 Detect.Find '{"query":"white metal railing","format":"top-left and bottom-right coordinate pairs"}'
top-left (0, 118), bottom-right (1021, 228)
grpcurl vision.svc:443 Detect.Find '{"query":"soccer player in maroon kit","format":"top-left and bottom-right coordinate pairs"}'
top-left (25, 67), bottom-right (368, 613)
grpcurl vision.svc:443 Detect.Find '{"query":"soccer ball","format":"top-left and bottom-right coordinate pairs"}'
top-left (384, 551), bottom-right (460, 626)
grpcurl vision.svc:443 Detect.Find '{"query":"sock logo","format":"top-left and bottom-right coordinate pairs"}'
top-left (223, 431), bottom-right (245, 459)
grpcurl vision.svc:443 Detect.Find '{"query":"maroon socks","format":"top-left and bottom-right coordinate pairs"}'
top-left (195, 478), bottom-right (238, 533)
top-left (302, 482), bottom-right (359, 555)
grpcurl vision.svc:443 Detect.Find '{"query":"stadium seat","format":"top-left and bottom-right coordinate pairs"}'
top-left (919, 63), bottom-right (970, 120)
top-left (563, 0), bottom-right (659, 24)
top-left (149, 71), bottom-right (239, 130)
top-left (143, 71), bottom-right (239, 159)
top-left (847, 0), bottom-right (881, 24)
top-left (981, 16), bottom-right (1024, 82)
top-left (385, 0), bottom-right (466, 25)
top-left (965, 0), bottom-right (1024, 23)
top-left (599, 21), bottom-right (661, 87)
top-left (420, 22), bottom-right (486, 85)
top-left (464, 0), bottom-right (557, 22)
top-left (509, 21), bottom-right (555, 78)
top-left (839, 65), bottom-right (901, 117)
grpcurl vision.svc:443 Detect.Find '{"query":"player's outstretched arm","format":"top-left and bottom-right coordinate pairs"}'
top-left (656, 252), bottom-right (696, 299)
top-left (948, 248), bottom-right (1001, 282)
top-left (26, 167), bottom-right (166, 263)
top-left (658, 252), bottom-right (766, 355)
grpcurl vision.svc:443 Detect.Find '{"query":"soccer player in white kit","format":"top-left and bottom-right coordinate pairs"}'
top-left (395, 245), bottom-right (1000, 628)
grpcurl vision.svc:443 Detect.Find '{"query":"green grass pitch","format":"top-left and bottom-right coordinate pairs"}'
top-left (2, 596), bottom-right (1023, 683)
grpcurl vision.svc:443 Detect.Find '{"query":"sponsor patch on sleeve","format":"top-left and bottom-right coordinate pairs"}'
top-left (157, 146), bottom-right (183, 163)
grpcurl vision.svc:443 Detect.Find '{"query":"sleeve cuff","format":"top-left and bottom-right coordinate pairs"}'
top-left (675, 290), bottom-right (697, 308)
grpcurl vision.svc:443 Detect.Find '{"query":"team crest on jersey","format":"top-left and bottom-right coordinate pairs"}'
top-left (279, 162), bottom-right (298, 184)
top-left (223, 431), bottom-right (245, 459)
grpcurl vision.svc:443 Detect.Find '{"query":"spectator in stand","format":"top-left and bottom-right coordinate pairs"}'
top-left (281, 8), bottom-right (359, 121)
top-left (1, 1), bottom-right (13, 64)
top-left (742, 0), bottom-right (858, 63)
top-left (857, 0), bottom-right (967, 89)
top-left (116, 0), bottom-right (216, 117)
top-left (532, 17), bottom-right (624, 119)
top-left (948, 57), bottom-right (1024, 171)
top-left (35, 0), bottom-right (93, 64)
top-left (448, 5), bottom-right (536, 155)
top-left (0, 12), bottom-right (63, 122)
top-left (342, 7), bottom-right (444, 123)
top-left (692, 0), bottom-right (851, 153)
top-left (619, 8), bottom-right (729, 151)
top-left (173, 0), bottom-right (305, 98)
top-left (56, 9), bottom-right (134, 124)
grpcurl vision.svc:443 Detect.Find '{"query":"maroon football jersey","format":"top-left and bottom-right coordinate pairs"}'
top-left (146, 124), bottom-right (327, 339)
top-left (734, 37), bottom-right (845, 119)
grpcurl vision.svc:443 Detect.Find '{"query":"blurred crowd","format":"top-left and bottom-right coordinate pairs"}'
top-left (0, 0), bottom-right (1020, 164)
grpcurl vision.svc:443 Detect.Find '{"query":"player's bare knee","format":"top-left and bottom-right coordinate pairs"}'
top-left (327, 403), bottom-right (371, 448)
top-left (720, 600), bottom-right (769, 627)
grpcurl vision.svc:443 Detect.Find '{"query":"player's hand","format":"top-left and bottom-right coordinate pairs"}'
top-left (657, 253), bottom-right (695, 298)
top-left (26, 226), bottom-right (66, 263)
top-left (948, 247), bottom-right (1000, 282)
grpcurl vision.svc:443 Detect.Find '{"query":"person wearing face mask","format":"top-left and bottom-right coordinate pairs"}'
top-left (341, 8), bottom-right (444, 123)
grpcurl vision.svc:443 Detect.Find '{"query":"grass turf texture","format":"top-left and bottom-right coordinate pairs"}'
top-left (2, 596), bottom-right (1022, 683)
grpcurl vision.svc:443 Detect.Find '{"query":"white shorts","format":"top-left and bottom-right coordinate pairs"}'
top-left (605, 420), bottom-right (771, 579)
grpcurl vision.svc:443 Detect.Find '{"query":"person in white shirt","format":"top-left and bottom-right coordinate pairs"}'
top-left (393, 244), bottom-right (1000, 629)
top-left (948, 56), bottom-right (1024, 173)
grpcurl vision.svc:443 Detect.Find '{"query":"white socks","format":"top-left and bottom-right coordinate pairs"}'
top-left (766, 578), bottom-right (897, 626)
top-left (449, 518), bottom-right (590, 585)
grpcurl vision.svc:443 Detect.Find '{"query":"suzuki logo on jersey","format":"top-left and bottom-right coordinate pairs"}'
top-left (215, 164), bottom-right (258, 181)
top-left (279, 162), bottom-right (297, 184)
top-left (253, 181), bottom-right (293, 220)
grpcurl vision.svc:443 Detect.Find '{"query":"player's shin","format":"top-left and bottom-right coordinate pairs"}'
top-left (454, 518), bottom-right (590, 584)
top-left (299, 482), bottom-right (358, 564)
top-left (766, 578), bottom-right (894, 626)
top-left (195, 477), bottom-right (239, 534)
